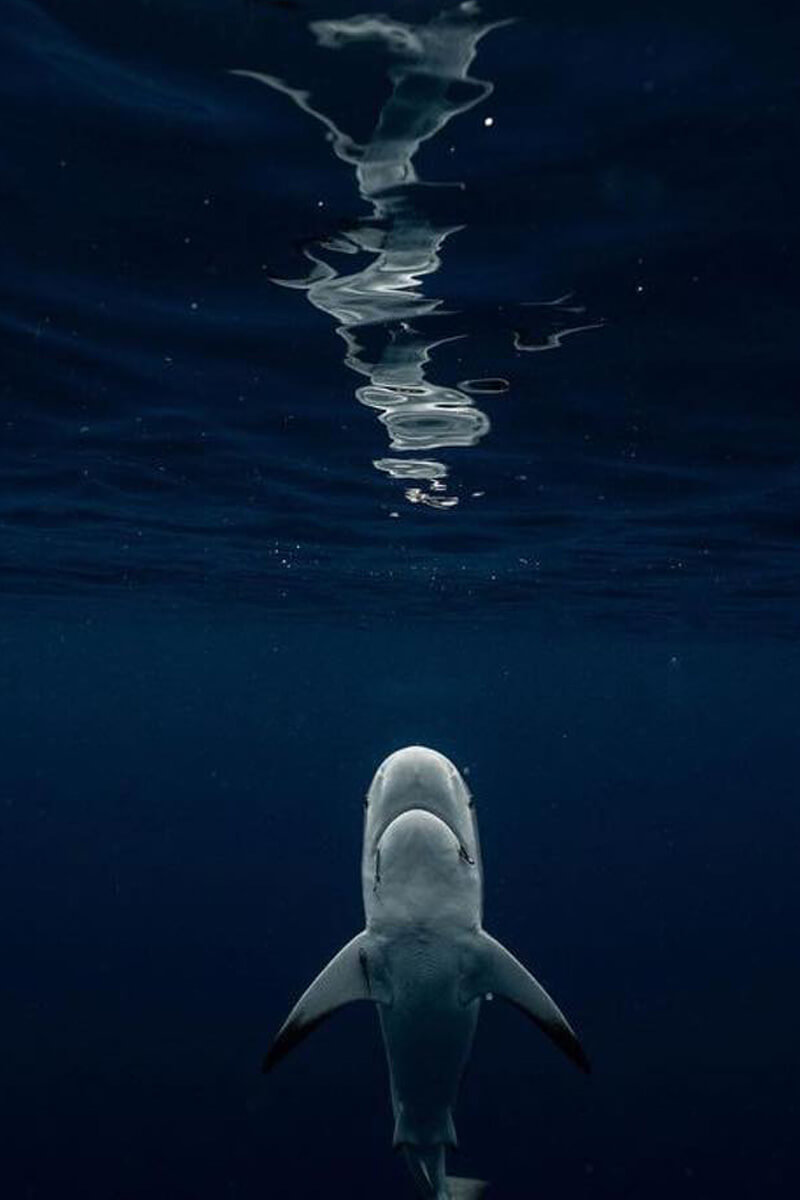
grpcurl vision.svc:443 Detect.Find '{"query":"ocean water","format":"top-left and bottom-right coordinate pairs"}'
top-left (1, 2), bottom-right (798, 1197)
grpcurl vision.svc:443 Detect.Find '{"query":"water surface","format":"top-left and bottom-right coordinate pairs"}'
top-left (3, 0), bottom-right (797, 628)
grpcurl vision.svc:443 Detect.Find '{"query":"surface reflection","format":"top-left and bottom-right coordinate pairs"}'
top-left (233, 3), bottom-right (597, 508)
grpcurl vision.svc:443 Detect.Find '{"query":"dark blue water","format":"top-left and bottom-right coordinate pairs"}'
top-left (2, 2), bottom-right (799, 1197)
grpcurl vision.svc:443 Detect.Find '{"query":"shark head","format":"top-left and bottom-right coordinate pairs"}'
top-left (362, 746), bottom-right (481, 921)
top-left (364, 746), bottom-right (477, 855)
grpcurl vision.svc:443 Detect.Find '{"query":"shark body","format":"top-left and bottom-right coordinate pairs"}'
top-left (265, 746), bottom-right (588, 1198)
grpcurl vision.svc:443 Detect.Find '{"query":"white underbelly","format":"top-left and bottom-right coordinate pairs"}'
top-left (378, 936), bottom-right (480, 1147)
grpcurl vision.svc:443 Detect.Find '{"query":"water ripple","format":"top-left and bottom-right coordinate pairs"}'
top-left (232, 5), bottom-right (597, 508)
top-left (0, 0), bottom-right (795, 631)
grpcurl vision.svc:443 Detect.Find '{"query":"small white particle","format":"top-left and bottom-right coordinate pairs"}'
top-left (483, 116), bottom-right (494, 128)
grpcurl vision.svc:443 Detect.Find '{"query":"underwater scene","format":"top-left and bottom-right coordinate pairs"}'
top-left (1, 1), bottom-right (798, 1197)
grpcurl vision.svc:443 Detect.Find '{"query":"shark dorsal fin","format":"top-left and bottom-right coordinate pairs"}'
top-left (460, 931), bottom-right (590, 1074)
top-left (264, 931), bottom-right (391, 1072)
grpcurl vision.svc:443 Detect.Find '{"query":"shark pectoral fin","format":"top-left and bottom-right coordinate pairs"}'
top-left (447, 1179), bottom-right (490, 1199)
top-left (263, 931), bottom-right (390, 1073)
top-left (461, 931), bottom-right (590, 1074)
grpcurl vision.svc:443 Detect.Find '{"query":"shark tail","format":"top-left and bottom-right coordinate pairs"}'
top-left (446, 1178), bottom-right (489, 1199)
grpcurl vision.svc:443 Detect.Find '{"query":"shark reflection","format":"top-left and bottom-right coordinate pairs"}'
top-left (233, 4), bottom-right (599, 508)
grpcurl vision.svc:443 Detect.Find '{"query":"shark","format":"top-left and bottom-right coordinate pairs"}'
top-left (264, 745), bottom-right (589, 1198)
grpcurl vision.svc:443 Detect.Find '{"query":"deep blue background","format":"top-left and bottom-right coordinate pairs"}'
top-left (2, 617), bottom-right (799, 1197)
top-left (1, 1), bottom-right (799, 1197)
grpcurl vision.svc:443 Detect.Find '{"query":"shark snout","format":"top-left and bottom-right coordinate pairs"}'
top-left (377, 745), bottom-right (461, 807)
